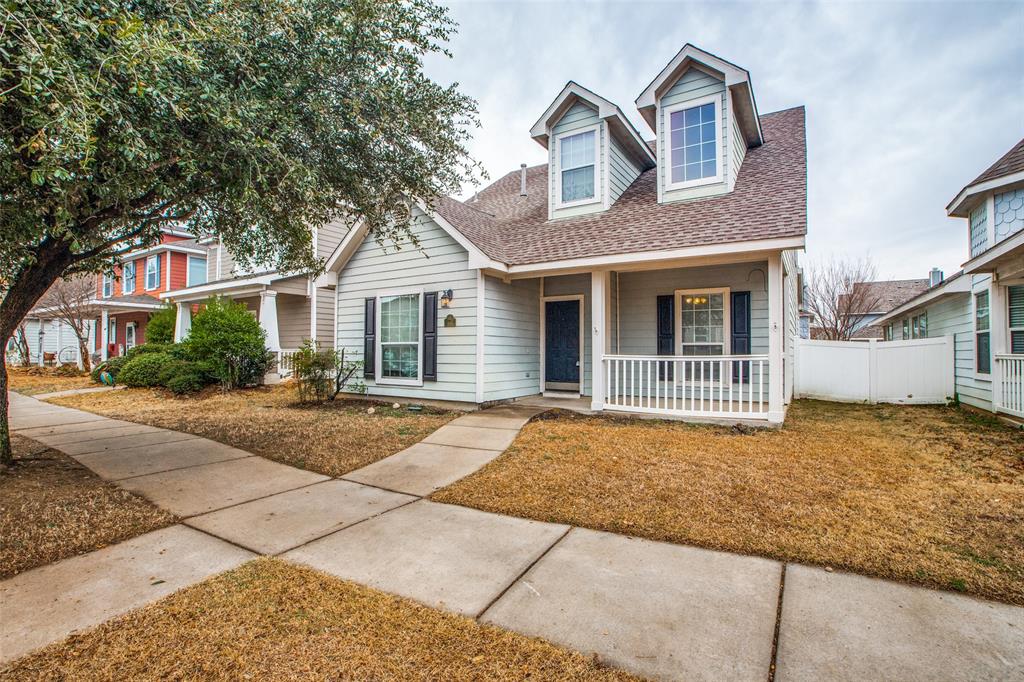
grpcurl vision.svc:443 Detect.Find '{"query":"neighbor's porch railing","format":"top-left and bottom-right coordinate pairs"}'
top-left (603, 354), bottom-right (770, 419)
top-left (275, 348), bottom-right (301, 377)
top-left (995, 354), bottom-right (1024, 418)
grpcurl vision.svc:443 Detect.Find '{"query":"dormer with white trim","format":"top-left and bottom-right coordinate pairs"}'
top-left (531, 82), bottom-right (656, 221)
top-left (636, 44), bottom-right (763, 204)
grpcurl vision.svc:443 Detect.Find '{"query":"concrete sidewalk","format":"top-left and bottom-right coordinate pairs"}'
top-left (4, 391), bottom-right (1023, 680)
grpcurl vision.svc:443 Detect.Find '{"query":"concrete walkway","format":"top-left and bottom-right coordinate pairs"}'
top-left (3, 391), bottom-right (1023, 680)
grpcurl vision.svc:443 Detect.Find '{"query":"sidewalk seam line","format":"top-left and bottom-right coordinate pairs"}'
top-left (271, 496), bottom-right (422, 557)
top-left (475, 525), bottom-right (573, 621)
top-left (767, 562), bottom-right (787, 682)
top-left (110, 455), bottom-right (255, 482)
top-left (179, 477), bottom-right (330, 520)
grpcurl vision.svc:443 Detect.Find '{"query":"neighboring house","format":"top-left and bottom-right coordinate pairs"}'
top-left (305, 45), bottom-right (806, 424)
top-left (93, 229), bottom-right (207, 360)
top-left (843, 277), bottom-right (932, 340)
top-left (876, 137), bottom-right (1024, 418)
top-left (160, 224), bottom-right (345, 363)
top-left (6, 317), bottom-right (94, 367)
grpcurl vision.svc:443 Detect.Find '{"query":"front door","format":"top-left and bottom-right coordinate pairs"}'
top-left (125, 322), bottom-right (137, 350)
top-left (545, 300), bottom-right (580, 391)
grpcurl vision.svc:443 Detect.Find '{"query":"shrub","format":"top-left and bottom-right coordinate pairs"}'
top-left (292, 340), bottom-right (364, 404)
top-left (145, 304), bottom-right (177, 344)
top-left (118, 353), bottom-right (177, 388)
top-left (185, 296), bottom-right (269, 389)
top-left (165, 368), bottom-right (209, 395)
top-left (90, 355), bottom-right (129, 384)
top-left (125, 342), bottom-right (190, 362)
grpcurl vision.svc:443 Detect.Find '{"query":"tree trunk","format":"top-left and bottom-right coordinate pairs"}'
top-left (0, 238), bottom-right (77, 461)
top-left (78, 336), bottom-right (92, 372)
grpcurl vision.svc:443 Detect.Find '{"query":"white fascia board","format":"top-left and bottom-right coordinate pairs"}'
top-left (946, 170), bottom-right (1024, 216)
top-left (873, 274), bottom-right (971, 325)
top-left (90, 299), bottom-right (164, 311)
top-left (124, 243), bottom-right (208, 261)
top-left (160, 273), bottom-right (277, 300)
top-left (505, 236), bottom-right (805, 276)
top-left (961, 229), bottom-right (1024, 274)
top-left (323, 221), bottom-right (368, 274)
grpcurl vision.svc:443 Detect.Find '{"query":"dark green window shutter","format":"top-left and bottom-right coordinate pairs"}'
top-left (423, 292), bottom-right (438, 382)
top-left (363, 298), bottom-right (375, 379)
top-left (656, 295), bottom-right (674, 380)
top-left (731, 291), bottom-right (751, 383)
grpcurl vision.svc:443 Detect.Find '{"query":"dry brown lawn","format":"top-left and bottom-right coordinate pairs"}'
top-left (433, 400), bottom-right (1024, 605)
top-left (0, 434), bottom-right (175, 579)
top-left (52, 383), bottom-right (456, 477)
top-left (0, 558), bottom-right (637, 681)
top-left (7, 366), bottom-right (94, 396)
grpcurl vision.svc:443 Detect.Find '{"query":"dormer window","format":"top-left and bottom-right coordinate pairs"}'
top-left (556, 126), bottom-right (598, 207)
top-left (666, 95), bottom-right (721, 189)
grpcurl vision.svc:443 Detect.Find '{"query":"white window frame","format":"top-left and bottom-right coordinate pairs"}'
top-left (975, 289), bottom-right (991, 376)
top-left (554, 123), bottom-right (601, 210)
top-left (663, 93), bottom-right (724, 192)
top-left (675, 287), bottom-right (731, 356)
top-left (186, 256), bottom-right (208, 287)
top-left (375, 287), bottom-right (424, 387)
top-left (145, 255), bottom-right (159, 291)
top-left (102, 273), bottom-right (113, 298)
top-left (122, 261), bottom-right (136, 294)
top-left (125, 321), bottom-right (137, 350)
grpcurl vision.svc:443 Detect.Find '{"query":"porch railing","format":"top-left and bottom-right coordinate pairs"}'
top-left (276, 348), bottom-right (301, 377)
top-left (995, 355), bottom-right (1024, 418)
top-left (603, 354), bottom-right (770, 419)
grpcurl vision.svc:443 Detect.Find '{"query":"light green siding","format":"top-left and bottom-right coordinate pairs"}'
top-left (549, 102), bottom-right (606, 220)
top-left (608, 133), bottom-right (643, 204)
top-left (659, 68), bottom-right (730, 204)
top-left (729, 104), bottom-right (746, 188)
top-left (335, 207), bottom-right (478, 402)
top-left (483, 276), bottom-right (540, 401)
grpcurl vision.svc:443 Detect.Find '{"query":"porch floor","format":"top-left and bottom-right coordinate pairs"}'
top-left (515, 395), bottom-right (777, 428)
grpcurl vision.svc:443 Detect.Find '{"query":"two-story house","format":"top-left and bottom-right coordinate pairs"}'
top-left (92, 229), bottom-right (209, 360)
top-left (286, 44), bottom-right (805, 424)
top-left (876, 138), bottom-right (1024, 418)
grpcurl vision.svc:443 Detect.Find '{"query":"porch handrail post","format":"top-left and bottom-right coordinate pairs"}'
top-left (591, 270), bottom-right (610, 411)
top-left (259, 289), bottom-right (281, 353)
top-left (100, 308), bottom-right (109, 361)
top-left (990, 283), bottom-right (1008, 413)
top-left (767, 253), bottom-right (784, 423)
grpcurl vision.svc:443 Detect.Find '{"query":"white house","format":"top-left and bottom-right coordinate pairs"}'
top-left (876, 137), bottom-right (1024, 418)
top-left (312, 45), bottom-right (807, 424)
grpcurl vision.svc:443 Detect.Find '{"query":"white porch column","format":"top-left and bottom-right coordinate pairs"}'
top-left (174, 302), bottom-right (192, 342)
top-left (55, 320), bottom-right (63, 365)
top-left (36, 322), bottom-right (45, 367)
top-left (591, 270), bottom-right (610, 411)
top-left (259, 290), bottom-right (281, 352)
top-left (767, 253), bottom-right (785, 423)
top-left (100, 309), bottom-right (109, 361)
top-left (990, 280), bottom-right (1008, 412)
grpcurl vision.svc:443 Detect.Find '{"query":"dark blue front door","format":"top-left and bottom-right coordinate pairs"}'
top-left (545, 300), bottom-right (580, 389)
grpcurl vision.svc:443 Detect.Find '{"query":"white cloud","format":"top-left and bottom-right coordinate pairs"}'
top-left (425, 0), bottom-right (1024, 279)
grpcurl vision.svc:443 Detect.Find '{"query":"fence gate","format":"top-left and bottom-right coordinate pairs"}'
top-left (795, 337), bottom-right (955, 404)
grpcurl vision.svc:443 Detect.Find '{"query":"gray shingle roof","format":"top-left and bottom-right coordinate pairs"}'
top-left (966, 137), bottom-right (1024, 187)
top-left (434, 106), bottom-right (807, 266)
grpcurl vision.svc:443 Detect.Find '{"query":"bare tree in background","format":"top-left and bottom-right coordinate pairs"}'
top-left (8, 323), bottom-right (31, 367)
top-left (805, 257), bottom-right (886, 341)
top-left (37, 277), bottom-right (99, 371)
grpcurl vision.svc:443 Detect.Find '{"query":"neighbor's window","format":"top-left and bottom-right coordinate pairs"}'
top-left (102, 273), bottom-right (113, 298)
top-left (145, 255), bottom-right (160, 290)
top-left (884, 324), bottom-right (893, 341)
top-left (976, 291), bottom-right (990, 374)
top-left (122, 261), bottom-right (136, 294)
top-left (188, 256), bottom-right (207, 286)
top-left (558, 129), bottom-right (596, 204)
top-left (902, 319), bottom-right (910, 340)
top-left (379, 293), bottom-right (421, 381)
top-left (1009, 285), bottom-right (1024, 354)
top-left (680, 291), bottom-right (726, 356)
top-left (911, 312), bottom-right (928, 339)
top-left (669, 99), bottom-right (718, 185)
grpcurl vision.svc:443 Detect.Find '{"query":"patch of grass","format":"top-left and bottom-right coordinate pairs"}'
top-left (6, 366), bottom-right (94, 396)
top-left (0, 435), bottom-right (176, 579)
top-left (433, 400), bottom-right (1024, 605)
top-left (0, 558), bottom-right (638, 681)
top-left (51, 384), bottom-right (456, 477)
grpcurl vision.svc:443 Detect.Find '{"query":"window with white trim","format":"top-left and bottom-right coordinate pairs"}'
top-left (102, 273), bottom-right (113, 298)
top-left (557, 128), bottom-right (596, 205)
top-left (378, 292), bottom-right (421, 382)
top-left (911, 311), bottom-right (927, 339)
top-left (1009, 285), bottom-right (1024, 354)
top-left (145, 255), bottom-right (159, 290)
top-left (975, 291), bottom-right (990, 374)
top-left (667, 97), bottom-right (719, 187)
top-left (122, 261), bottom-right (136, 294)
top-left (187, 256), bottom-right (207, 286)
top-left (679, 290), bottom-right (728, 356)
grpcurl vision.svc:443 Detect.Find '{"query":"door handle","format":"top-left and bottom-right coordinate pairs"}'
top-left (575, 361), bottom-right (580, 367)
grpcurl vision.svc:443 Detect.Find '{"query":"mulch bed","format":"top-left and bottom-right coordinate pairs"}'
top-left (0, 434), bottom-right (176, 580)
top-left (433, 400), bottom-right (1024, 605)
top-left (0, 558), bottom-right (638, 680)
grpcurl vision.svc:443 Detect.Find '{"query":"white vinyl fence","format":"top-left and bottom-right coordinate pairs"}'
top-left (795, 337), bottom-right (954, 405)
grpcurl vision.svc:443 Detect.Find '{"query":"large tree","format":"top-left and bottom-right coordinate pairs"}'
top-left (0, 0), bottom-right (481, 464)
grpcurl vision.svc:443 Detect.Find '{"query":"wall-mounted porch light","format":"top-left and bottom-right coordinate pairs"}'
top-left (440, 289), bottom-right (454, 308)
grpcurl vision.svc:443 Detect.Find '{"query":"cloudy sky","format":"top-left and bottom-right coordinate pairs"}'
top-left (424, 0), bottom-right (1024, 280)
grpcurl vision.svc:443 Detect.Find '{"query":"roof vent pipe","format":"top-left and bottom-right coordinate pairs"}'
top-left (929, 267), bottom-right (943, 287)
top-left (520, 163), bottom-right (528, 196)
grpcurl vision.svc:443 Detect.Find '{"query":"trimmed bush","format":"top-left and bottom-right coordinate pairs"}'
top-left (145, 304), bottom-right (177, 344)
top-left (124, 342), bottom-right (190, 362)
top-left (166, 369), bottom-right (208, 395)
top-left (185, 296), bottom-right (269, 389)
top-left (90, 355), bottom-right (129, 384)
top-left (117, 353), bottom-right (177, 388)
